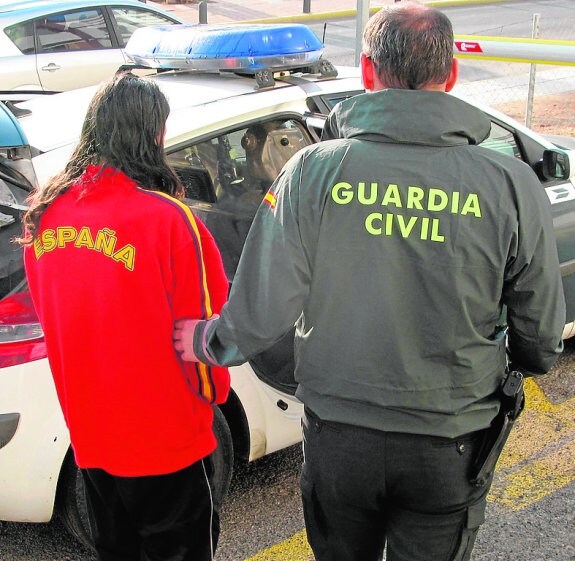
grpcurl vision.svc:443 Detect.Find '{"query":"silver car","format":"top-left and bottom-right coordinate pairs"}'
top-left (0, 0), bottom-right (184, 101)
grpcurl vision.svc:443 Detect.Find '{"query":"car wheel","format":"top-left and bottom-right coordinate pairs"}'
top-left (56, 407), bottom-right (234, 548)
top-left (211, 405), bottom-right (234, 509)
top-left (56, 451), bottom-right (94, 550)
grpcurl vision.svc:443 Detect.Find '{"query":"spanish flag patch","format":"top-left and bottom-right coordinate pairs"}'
top-left (263, 190), bottom-right (277, 209)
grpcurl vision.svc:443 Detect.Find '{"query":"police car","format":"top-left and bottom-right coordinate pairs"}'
top-left (1, 24), bottom-right (574, 548)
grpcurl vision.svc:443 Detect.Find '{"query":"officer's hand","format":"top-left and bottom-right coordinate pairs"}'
top-left (173, 318), bottom-right (202, 362)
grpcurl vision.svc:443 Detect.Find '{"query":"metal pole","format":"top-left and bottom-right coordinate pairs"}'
top-left (354, 0), bottom-right (370, 66)
top-left (525, 13), bottom-right (540, 128)
top-left (199, 1), bottom-right (208, 24)
top-left (303, 0), bottom-right (311, 14)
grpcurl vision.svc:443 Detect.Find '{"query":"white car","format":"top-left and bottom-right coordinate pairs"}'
top-left (0, 0), bottom-right (183, 102)
top-left (1, 23), bottom-right (574, 549)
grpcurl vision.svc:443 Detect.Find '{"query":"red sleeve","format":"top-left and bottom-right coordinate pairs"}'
top-left (171, 210), bottom-right (228, 321)
top-left (170, 206), bottom-right (230, 405)
top-left (195, 216), bottom-right (229, 315)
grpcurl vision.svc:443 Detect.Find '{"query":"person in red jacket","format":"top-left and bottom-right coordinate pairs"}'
top-left (21, 73), bottom-right (230, 561)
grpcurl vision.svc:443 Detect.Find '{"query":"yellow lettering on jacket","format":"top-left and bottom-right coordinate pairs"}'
top-left (428, 188), bottom-right (449, 212)
top-left (57, 227), bottom-right (77, 248)
top-left (358, 182), bottom-right (378, 205)
top-left (381, 184), bottom-right (402, 208)
top-left (94, 228), bottom-right (117, 256)
top-left (332, 182), bottom-right (354, 204)
top-left (112, 245), bottom-right (136, 271)
top-left (74, 227), bottom-right (94, 248)
top-left (331, 181), bottom-right (482, 214)
top-left (461, 193), bottom-right (482, 217)
top-left (332, 181), bottom-right (481, 243)
top-left (41, 229), bottom-right (57, 253)
top-left (33, 226), bottom-right (136, 271)
top-left (33, 238), bottom-right (44, 259)
top-left (365, 213), bottom-right (445, 242)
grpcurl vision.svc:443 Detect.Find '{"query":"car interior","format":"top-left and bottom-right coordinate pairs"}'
top-left (167, 118), bottom-right (312, 394)
top-left (168, 118), bottom-right (312, 278)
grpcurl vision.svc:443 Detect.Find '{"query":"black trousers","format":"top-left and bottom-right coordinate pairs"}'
top-left (81, 458), bottom-right (218, 561)
top-left (301, 409), bottom-right (492, 561)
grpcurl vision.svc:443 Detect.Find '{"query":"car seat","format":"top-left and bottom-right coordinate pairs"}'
top-left (242, 123), bottom-right (309, 187)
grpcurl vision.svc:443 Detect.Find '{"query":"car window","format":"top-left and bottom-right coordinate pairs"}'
top-left (4, 20), bottom-right (35, 55)
top-left (479, 122), bottom-right (523, 161)
top-left (307, 90), bottom-right (363, 116)
top-left (168, 118), bottom-right (312, 279)
top-left (0, 163), bottom-right (32, 301)
top-left (321, 91), bottom-right (364, 111)
top-left (36, 8), bottom-right (112, 53)
top-left (111, 7), bottom-right (179, 47)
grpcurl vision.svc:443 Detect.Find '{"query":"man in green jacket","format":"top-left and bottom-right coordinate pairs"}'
top-left (174, 3), bottom-right (565, 560)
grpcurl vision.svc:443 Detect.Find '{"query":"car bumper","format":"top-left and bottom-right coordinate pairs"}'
top-left (0, 412), bottom-right (19, 449)
top-left (0, 358), bottom-right (69, 523)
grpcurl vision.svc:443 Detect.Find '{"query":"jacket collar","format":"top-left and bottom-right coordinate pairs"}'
top-left (70, 165), bottom-right (135, 195)
top-left (333, 89), bottom-right (491, 147)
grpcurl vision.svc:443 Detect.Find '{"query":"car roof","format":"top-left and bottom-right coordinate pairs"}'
top-left (17, 67), bottom-right (362, 153)
top-left (0, 0), bottom-right (180, 25)
top-left (17, 64), bottom-right (563, 192)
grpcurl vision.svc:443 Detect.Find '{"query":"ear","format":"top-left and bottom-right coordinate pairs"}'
top-left (360, 52), bottom-right (375, 92)
top-left (444, 58), bottom-right (459, 92)
top-left (155, 128), bottom-right (166, 146)
top-left (241, 132), bottom-right (258, 152)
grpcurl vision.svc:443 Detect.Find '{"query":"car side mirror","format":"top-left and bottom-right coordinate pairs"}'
top-left (540, 149), bottom-right (570, 181)
top-left (175, 167), bottom-right (217, 203)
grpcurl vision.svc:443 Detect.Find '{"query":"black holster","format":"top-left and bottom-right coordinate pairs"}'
top-left (469, 370), bottom-right (525, 487)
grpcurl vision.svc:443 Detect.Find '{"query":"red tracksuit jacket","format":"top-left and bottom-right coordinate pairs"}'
top-left (24, 165), bottom-right (230, 476)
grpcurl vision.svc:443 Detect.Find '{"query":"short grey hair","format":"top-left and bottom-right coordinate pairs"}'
top-left (362, 3), bottom-right (454, 90)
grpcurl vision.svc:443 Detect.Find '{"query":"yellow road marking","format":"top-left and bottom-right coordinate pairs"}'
top-left (245, 529), bottom-right (311, 561)
top-left (490, 439), bottom-right (575, 510)
top-left (496, 378), bottom-right (574, 468)
top-left (489, 378), bottom-right (575, 509)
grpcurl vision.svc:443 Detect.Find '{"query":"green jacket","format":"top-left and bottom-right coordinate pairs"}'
top-left (195, 89), bottom-right (565, 438)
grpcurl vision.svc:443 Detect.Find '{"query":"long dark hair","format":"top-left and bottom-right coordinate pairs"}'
top-left (21, 72), bottom-right (183, 243)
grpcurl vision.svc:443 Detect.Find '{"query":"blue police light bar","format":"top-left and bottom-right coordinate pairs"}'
top-left (124, 23), bottom-right (325, 72)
